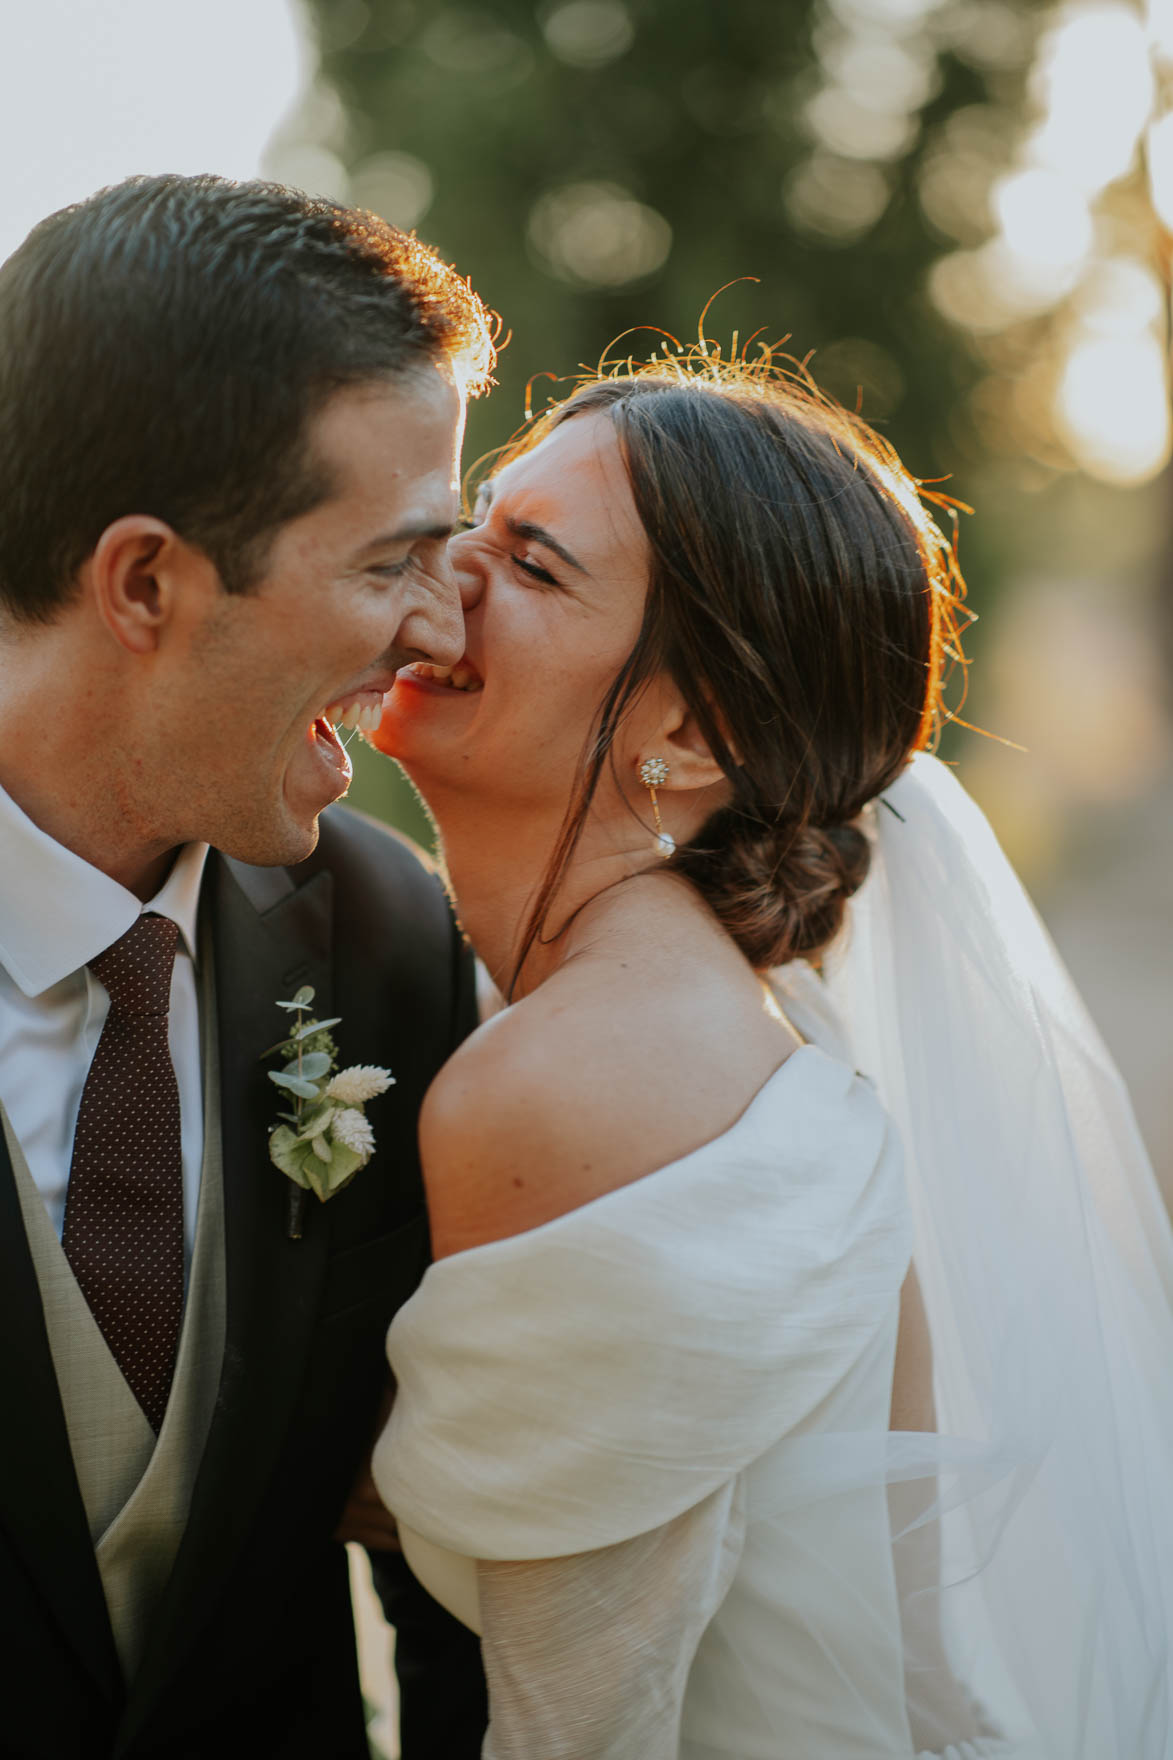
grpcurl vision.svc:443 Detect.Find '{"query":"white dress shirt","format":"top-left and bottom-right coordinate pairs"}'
top-left (0, 780), bottom-right (209, 1265)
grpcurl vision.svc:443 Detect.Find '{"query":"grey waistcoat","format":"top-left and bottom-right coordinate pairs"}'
top-left (1, 953), bottom-right (226, 1680)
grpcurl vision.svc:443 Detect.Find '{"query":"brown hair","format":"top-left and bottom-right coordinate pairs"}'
top-left (489, 349), bottom-right (969, 986)
top-left (0, 174), bottom-right (497, 622)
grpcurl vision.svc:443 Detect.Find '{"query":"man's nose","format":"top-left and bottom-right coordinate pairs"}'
top-left (391, 549), bottom-right (466, 670)
top-left (419, 583), bottom-right (466, 669)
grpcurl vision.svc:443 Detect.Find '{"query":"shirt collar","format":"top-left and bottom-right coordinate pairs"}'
top-left (0, 779), bottom-right (210, 998)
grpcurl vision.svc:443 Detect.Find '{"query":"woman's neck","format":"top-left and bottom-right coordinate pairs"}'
top-left (431, 792), bottom-right (656, 999)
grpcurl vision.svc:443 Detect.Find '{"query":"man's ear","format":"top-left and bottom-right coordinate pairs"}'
top-left (83, 516), bottom-right (207, 655)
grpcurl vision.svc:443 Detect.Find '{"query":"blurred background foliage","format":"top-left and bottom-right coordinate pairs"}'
top-left (300, 0), bottom-right (1036, 482)
top-left (270, 0), bottom-right (1173, 1178)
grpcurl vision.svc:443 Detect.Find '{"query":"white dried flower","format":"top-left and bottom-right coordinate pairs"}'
top-left (326, 1064), bottom-right (395, 1105)
top-left (330, 1106), bottom-right (376, 1165)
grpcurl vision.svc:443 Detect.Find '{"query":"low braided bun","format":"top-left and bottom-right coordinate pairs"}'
top-left (674, 810), bottom-right (872, 971)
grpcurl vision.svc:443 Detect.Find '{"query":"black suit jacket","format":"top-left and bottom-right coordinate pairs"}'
top-left (0, 805), bottom-right (479, 1759)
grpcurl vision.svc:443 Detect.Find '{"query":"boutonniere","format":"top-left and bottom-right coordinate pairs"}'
top-left (264, 986), bottom-right (394, 1239)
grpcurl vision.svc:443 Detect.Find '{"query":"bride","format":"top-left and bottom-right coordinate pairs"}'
top-left (367, 350), bottom-right (1173, 1758)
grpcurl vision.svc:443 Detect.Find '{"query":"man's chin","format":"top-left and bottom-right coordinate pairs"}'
top-left (211, 794), bottom-right (327, 869)
top-left (271, 816), bottom-right (323, 868)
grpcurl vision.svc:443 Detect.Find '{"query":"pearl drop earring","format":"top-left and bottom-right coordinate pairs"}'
top-left (638, 758), bottom-right (676, 858)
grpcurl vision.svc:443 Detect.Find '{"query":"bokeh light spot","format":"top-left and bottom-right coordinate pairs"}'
top-left (349, 151), bottom-right (434, 229)
top-left (263, 144), bottom-right (350, 203)
top-left (528, 181), bottom-right (672, 287)
top-left (421, 8), bottom-right (534, 84)
top-left (542, 0), bottom-right (634, 67)
top-left (1027, 2), bottom-right (1153, 194)
top-left (805, 85), bottom-right (919, 159)
top-left (784, 152), bottom-right (891, 240)
top-left (814, 336), bottom-right (906, 415)
top-left (1147, 109), bottom-right (1173, 227)
top-left (992, 167), bottom-right (1093, 270)
top-left (1057, 335), bottom-right (1172, 483)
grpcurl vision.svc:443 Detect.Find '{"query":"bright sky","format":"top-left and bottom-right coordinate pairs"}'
top-left (0, 0), bottom-right (307, 267)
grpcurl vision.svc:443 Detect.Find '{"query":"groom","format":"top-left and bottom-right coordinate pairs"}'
top-left (0, 176), bottom-right (489, 1757)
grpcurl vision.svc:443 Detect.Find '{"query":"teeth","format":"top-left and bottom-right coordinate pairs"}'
top-left (328, 697), bottom-right (387, 733)
top-left (403, 660), bottom-right (482, 694)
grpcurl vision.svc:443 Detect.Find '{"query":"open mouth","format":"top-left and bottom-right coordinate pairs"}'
top-left (307, 689), bottom-right (388, 769)
top-left (401, 659), bottom-right (483, 695)
top-left (321, 692), bottom-right (387, 733)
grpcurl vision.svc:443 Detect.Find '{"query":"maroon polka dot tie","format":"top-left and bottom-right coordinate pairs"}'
top-left (62, 912), bottom-right (184, 1433)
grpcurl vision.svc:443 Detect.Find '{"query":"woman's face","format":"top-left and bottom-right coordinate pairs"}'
top-left (373, 410), bottom-right (657, 822)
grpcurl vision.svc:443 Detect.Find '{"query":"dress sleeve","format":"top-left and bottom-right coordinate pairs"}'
top-left (478, 1481), bottom-right (744, 1760)
top-left (373, 1048), bottom-right (911, 1560)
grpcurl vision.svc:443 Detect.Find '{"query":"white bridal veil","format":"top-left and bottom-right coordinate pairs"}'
top-left (776, 753), bottom-right (1173, 1758)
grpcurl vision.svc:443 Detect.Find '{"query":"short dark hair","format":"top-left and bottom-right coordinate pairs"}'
top-left (0, 174), bottom-right (496, 622)
top-left (490, 354), bottom-right (969, 986)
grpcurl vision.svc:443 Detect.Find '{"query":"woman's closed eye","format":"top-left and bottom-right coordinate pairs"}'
top-left (462, 515), bottom-right (562, 588)
top-left (512, 551), bottom-right (559, 587)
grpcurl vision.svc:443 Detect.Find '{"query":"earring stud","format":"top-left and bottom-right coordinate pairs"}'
top-left (638, 758), bottom-right (675, 858)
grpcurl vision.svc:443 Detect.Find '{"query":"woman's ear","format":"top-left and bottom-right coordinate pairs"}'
top-left (627, 680), bottom-right (736, 854)
top-left (630, 679), bottom-right (732, 806)
top-left (656, 702), bottom-right (729, 793)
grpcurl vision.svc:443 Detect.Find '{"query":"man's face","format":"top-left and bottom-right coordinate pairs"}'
top-left (158, 364), bottom-right (467, 865)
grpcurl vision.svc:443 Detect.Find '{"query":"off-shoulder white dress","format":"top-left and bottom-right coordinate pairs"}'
top-left (373, 1046), bottom-right (1012, 1759)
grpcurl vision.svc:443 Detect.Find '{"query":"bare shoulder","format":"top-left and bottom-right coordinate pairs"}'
top-left (420, 988), bottom-right (627, 1256)
top-left (421, 920), bottom-right (796, 1258)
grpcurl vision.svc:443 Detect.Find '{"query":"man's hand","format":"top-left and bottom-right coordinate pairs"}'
top-left (335, 1458), bottom-right (402, 1552)
top-left (335, 1372), bottom-right (401, 1552)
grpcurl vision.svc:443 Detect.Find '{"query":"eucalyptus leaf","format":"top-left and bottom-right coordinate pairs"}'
top-left (269, 1125), bottom-right (312, 1188)
top-left (292, 1016), bottom-right (342, 1041)
top-left (288, 1051), bottom-right (332, 1081)
top-left (297, 1105), bottom-right (336, 1141)
top-left (275, 986), bottom-right (316, 1012)
top-left (268, 1070), bottom-right (322, 1100)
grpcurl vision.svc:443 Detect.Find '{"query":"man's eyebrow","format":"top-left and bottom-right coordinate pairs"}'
top-left (503, 515), bottom-right (591, 577)
top-left (350, 520), bottom-right (456, 558)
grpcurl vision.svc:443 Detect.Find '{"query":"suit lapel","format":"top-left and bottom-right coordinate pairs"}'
top-left (0, 1124), bottom-right (122, 1703)
top-left (120, 852), bottom-right (335, 1737)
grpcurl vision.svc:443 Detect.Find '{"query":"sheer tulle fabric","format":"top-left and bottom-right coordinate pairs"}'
top-left (803, 753), bottom-right (1173, 1757)
top-left (375, 756), bottom-right (1173, 1757)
